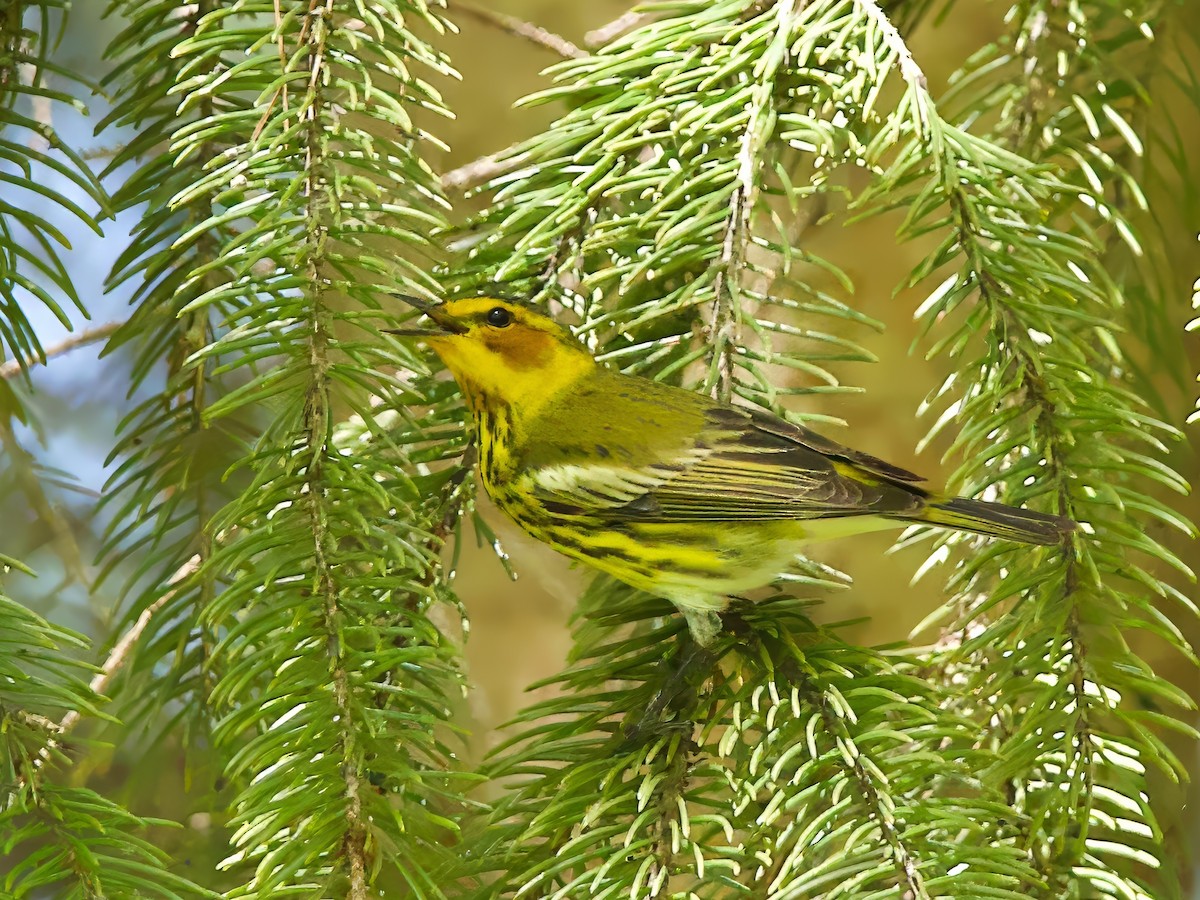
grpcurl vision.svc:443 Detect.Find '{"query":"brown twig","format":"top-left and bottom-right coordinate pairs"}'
top-left (454, 1), bottom-right (584, 59)
top-left (585, 9), bottom-right (649, 48)
top-left (440, 144), bottom-right (530, 194)
top-left (21, 552), bottom-right (201, 784)
top-left (436, 7), bottom-right (661, 194)
top-left (55, 561), bottom-right (195, 739)
top-left (0, 321), bottom-right (124, 380)
top-left (80, 143), bottom-right (127, 161)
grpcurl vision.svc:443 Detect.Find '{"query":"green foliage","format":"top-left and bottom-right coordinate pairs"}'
top-left (0, 4), bottom-right (204, 897)
top-left (1, 783), bottom-right (205, 900)
top-left (6, 0), bottom-right (476, 895)
top-left (95, 0), bottom-right (235, 758)
top-left (854, 5), bottom-right (1199, 894)
top-left (97, 0), bottom-right (473, 894)
top-left (0, 0), bottom-right (110, 597)
top-left (478, 588), bottom-right (1048, 897)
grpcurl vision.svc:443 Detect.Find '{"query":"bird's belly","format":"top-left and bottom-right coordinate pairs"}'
top-left (487, 466), bottom-right (907, 609)
top-left (502, 504), bottom-right (807, 604)
top-left (617, 520), bottom-right (800, 590)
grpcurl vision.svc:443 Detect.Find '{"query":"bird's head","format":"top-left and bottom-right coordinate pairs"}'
top-left (391, 295), bottom-right (596, 415)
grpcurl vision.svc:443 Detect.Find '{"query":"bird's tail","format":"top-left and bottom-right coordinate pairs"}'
top-left (919, 497), bottom-right (1074, 546)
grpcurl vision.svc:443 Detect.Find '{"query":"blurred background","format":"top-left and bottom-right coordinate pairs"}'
top-left (2, 0), bottom-right (1198, 890)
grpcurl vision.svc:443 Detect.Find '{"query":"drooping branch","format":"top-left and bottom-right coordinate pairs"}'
top-left (854, 0), bottom-right (926, 91)
top-left (707, 0), bottom-right (803, 403)
top-left (852, 1), bottom-right (1189, 894)
top-left (164, 0), bottom-right (465, 891)
top-left (296, 7), bottom-right (370, 893)
top-left (97, 0), bottom-right (227, 755)
top-left (808, 682), bottom-right (931, 898)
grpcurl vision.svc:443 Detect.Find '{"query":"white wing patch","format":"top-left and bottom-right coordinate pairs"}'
top-left (528, 446), bottom-right (713, 510)
top-left (530, 464), bottom-right (662, 505)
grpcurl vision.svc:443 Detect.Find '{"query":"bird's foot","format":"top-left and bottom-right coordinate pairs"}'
top-left (682, 608), bottom-right (723, 647)
top-left (622, 632), bottom-right (719, 742)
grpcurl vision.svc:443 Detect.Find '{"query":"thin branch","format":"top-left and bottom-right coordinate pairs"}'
top-left (300, 6), bottom-right (369, 895)
top-left (865, 0), bottom-right (1105, 885)
top-left (440, 143), bottom-right (529, 194)
top-left (454, 1), bottom-right (584, 60)
top-left (15, 551), bottom-right (201, 790)
top-left (79, 142), bottom-right (126, 161)
top-left (585, 10), bottom-right (649, 48)
top-left (56, 555), bottom-right (200, 740)
top-left (434, 5), bottom-right (683, 195)
top-left (0, 419), bottom-right (90, 584)
top-left (0, 321), bottom-right (123, 380)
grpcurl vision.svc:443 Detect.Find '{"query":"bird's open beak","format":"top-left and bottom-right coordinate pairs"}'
top-left (386, 294), bottom-right (468, 337)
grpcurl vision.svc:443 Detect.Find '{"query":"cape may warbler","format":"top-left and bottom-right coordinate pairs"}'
top-left (394, 296), bottom-right (1074, 645)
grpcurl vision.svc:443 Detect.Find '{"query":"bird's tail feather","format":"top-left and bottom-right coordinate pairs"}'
top-left (920, 497), bottom-right (1073, 546)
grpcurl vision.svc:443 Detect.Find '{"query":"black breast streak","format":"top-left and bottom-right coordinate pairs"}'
top-left (475, 411), bottom-right (494, 479)
top-left (476, 400), bottom-right (517, 493)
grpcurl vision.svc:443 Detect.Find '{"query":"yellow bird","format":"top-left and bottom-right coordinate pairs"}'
top-left (393, 295), bottom-right (1074, 645)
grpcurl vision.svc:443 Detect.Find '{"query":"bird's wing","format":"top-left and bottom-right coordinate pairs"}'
top-left (522, 400), bottom-right (928, 523)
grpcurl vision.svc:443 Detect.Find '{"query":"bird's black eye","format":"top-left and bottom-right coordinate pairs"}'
top-left (486, 306), bottom-right (513, 328)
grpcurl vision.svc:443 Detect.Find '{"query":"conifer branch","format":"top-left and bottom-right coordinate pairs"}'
top-left (454, 2), bottom-right (1195, 896)
top-left (644, 738), bottom-right (693, 894)
top-left (812, 686), bottom-right (930, 899)
top-left (708, 0), bottom-right (801, 403)
top-left (435, 4), bottom-right (687, 202)
top-left (0, 4), bottom-right (206, 888)
top-left (152, 0), bottom-right (467, 891)
top-left (297, 8), bottom-right (369, 890)
top-left (97, 0), bottom-right (226, 758)
top-left (938, 99), bottom-right (1100, 900)
top-left (27, 555), bottom-right (196, 779)
top-left (1, 0), bottom-right (1181, 895)
top-left (73, 558), bottom-right (196, 723)
top-left (0, 0), bottom-right (106, 412)
top-left (849, 2), bottom-right (1193, 894)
